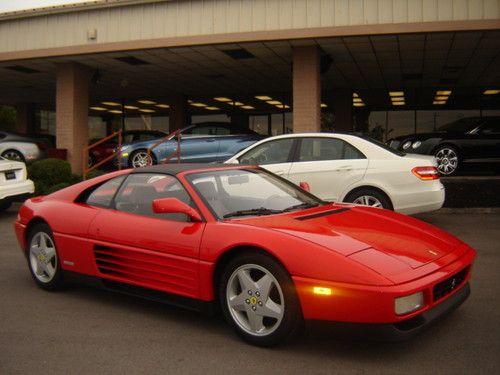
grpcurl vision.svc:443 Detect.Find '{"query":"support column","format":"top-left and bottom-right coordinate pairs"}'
top-left (56, 62), bottom-right (90, 174)
top-left (333, 89), bottom-right (353, 132)
top-left (169, 96), bottom-right (187, 131)
top-left (15, 103), bottom-right (36, 135)
top-left (292, 46), bottom-right (321, 132)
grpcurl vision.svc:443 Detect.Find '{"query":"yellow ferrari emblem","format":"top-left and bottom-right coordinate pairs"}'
top-left (250, 296), bottom-right (257, 305)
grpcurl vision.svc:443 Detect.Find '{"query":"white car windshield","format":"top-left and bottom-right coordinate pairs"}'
top-left (187, 168), bottom-right (323, 219)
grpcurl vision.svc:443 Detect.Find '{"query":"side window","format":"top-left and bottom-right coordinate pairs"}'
top-left (239, 139), bottom-right (294, 165)
top-left (123, 134), bottom-right (135, 144)
top-left (480, 119), bottom-right (500, 135)
top-left (191, 126), bottom-right (215, 135)
top-left (215, 126), bottom-right (231, 135)
top-left (298, 138), bottom-right (365, 161)
top-left (84, 176), bottom-right (126, 208)
top-left (114, 173), bottom-right (192, 221)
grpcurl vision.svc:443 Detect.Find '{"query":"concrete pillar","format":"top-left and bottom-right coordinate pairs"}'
top-left (292, 46), bottom-right (321, 132)
top-left (169, 96), bottom-right (187, 131)
top-left (15, 103), bottom-right (36, 135)
top-left (56, 62), bottom-right (90, 174)
top-left (333, 89), bottom-right (353, 132)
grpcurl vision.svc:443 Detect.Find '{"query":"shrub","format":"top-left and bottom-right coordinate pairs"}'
top-left (46, 182), bottom-right (71, 194)
top-left (29, 159), bottom-right (73, 195)
top-left (86, 169), bottom-right (106, 179)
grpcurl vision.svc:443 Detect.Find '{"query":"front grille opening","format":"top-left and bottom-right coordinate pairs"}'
top-left (433, 267), bottom-right (469, 302)
top-left (394, 315), bottom-right (426, 331)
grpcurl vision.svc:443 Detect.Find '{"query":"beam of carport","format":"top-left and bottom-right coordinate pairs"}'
top-left (55, 62), bottom-right (90, 174)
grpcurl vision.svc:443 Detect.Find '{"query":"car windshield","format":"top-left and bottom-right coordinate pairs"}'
top-left (437, 117), bottom-right (482, 133)
top-left (186, 168), bottom-right (324, 219)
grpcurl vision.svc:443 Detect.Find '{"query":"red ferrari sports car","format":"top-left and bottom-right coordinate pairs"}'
top-left (15, 164), bottom-right (476, 346)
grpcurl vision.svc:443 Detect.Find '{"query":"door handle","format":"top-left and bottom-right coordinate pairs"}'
top-left (335, 165), bottom-right (353, 171)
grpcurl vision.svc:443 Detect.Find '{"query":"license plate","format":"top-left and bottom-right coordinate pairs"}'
top-left (5, 171), bottom-right (16, 180)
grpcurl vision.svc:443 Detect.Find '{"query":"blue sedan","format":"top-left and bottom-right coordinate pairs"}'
top-left (118, 123), bottom-right (265, 168)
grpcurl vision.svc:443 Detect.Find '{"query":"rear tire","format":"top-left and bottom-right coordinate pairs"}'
top-left (129, 149), bottom-right (156, 168)
top-left (219, 252), bottom-right (302, 347)
top-left (27, 223), bottom-right (64, 291)
top-left (344, 188), bottom-right (393, 210)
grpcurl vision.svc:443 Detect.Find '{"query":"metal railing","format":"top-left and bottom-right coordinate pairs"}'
top-left (83, 129), bottom-right (122, 180)
top-left (147, 128), bottom-right (182, 164)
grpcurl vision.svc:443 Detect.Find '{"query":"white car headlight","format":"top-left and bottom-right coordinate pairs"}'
top-left (395, 291), bottom-right (424, 315)
top-left (412, 141), bottom-right (422, 149)
top-left (402, 141), bottom-right (412, 150)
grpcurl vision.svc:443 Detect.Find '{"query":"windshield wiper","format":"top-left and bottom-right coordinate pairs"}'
top-left (223, 208), bottom-right (283, 219)
top-left (282, 202), bottom-right (320, 212)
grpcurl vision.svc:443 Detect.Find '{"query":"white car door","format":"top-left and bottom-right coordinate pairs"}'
top-left (287, 137), bottom-right (368, 201)
top-left (238, 138), bottom-right (296, 177)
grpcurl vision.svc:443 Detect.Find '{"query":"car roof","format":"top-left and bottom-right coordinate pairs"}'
top-left (130, 163), bottom-right (253, 175)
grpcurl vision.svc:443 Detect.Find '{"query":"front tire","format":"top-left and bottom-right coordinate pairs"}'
top-left (344, 188), bottom-right (393, 210)
top-left (129, 149), bottom-right (156, 168)
top-left (435, 145), bottom-right (460, 176)
top-left (219, 252), bottom-right (302, 347)
top-left (27, 223), bottom-right (64, 291)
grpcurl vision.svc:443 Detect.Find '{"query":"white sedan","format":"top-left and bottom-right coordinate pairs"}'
top-left (225, 133), bottom-right (445, 215)
top-left (0, 156), bottom-right (34, 211)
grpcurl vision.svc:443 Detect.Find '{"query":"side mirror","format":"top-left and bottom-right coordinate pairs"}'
top-left (152, 198), bottom-right (202, 222)
top-left (299, 182), bottom-right (311, 192)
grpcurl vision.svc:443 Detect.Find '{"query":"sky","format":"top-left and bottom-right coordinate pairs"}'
top-left (0, 0), bottom-right (91, 13)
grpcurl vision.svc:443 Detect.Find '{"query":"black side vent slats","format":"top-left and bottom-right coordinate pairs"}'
top-left (295, 207), bottom-right (351, 221)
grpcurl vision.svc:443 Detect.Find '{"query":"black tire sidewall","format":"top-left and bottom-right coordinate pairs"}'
top-left (26, 223), bottom-right (64, 291)
top-left (219, 252), bottom-right (302, 347)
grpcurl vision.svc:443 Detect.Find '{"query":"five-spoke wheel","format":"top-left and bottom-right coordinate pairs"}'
top-left (129, 150), bottom-right (155, 168)
top-left (220, 252), bottom-right (301, 346)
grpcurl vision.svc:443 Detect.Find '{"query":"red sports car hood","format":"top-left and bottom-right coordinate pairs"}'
top-left (236, 204), bottom-right (463, 270)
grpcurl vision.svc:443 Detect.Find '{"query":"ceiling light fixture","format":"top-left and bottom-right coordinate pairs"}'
top-left (139, 109), bottom-right (155, 113)
top-left (102, 101), bottom-right (121, 106)
top-left (155, 104), bottom-right (170, 108)
top-left (90, 106), bottom-right (107, 111)
top-left (137, 100), bottom-right (157, 105)
top-left (266, 100), bottom-right (281, 105)
top-left (436, 90), bottom-right (452, 96)
top-left (241, 105), bottom-right (255, 109)
top-left (205, 106), bottom-right (220, 110)
top-left (433, 100), bottom-right (446, 105)
top-left (483, 89), bottom-right (500, 95)
top-left (214, 97), bottom-right (232, 102)
top-left (352, 93), bottom-right (359, 98)
top-left (255, 95), bottom-right (272, 101)
top-left (190, 103), bottom-right (207, 107)
top-left (353, 103), bottom-right (366, 107)
top-left (124, 105), bottom-right (138, 110)
top-left (109, 110), bottom-right (123, 114)
top-left (389, 91), bottom-right (404, 97)
top-left (321, 104), bottom-right (327, 108)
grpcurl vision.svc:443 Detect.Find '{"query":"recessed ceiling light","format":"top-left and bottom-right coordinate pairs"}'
top-left (109, 110), bottom-right (123, 114)
top-left (102, 101), bottom-right (121, 106)
top-left (436, 90), bottom-right (451, 96)
top-left (434, 96), bottom-right (449, 100)
top-left (190, 103), bottom-right (207, 107)
top-left (353, 103), bottom-right (366, 107)
top-left (389, 91), bottom-right (404, 97)
top-left (433, 100), bottom-right (446, 105)
top-left (483, 89), bottom-right (500, 95)
top-left (139, 109), bottom-right (155, 113)
top-left (352, 93), bottom-right (359, 98)
top-left (124, 105), bottom-right (138, 110)
top-left (255, 95), bottom-right (272, 101)
top-left (321, 103), bottom-right (328, 108)
top-left (392, 102), bottom-right (405, 106)
top-left (241, 105), bottom-right (255, 109)
top-left (155, 104), bottom-right (170, 108)
top-left (275, 104), bottom-right (290, 109)
top-left (266, 100), bottom-right (281, 105)
top-left (205, 106), bottom-right (220, 110)
top-left (137, 100), bottom-right (157, 105)
top-left (391, 97), bottom-right (405, 102)
top-left (214, 97), bottom-right (232, 102)
top-left (353, 98), bottom-right (363, 103)
top-left (90, 106), bottom-right (107, 111)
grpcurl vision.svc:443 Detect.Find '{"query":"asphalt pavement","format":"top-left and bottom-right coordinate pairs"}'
top-left (1, 204), bottom-right (499, 375)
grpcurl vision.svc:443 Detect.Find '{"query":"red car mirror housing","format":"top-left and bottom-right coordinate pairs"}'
top-left (152, 198), bottom-right (202, 222)
top-left (299, 181), bottom-right (311, 192)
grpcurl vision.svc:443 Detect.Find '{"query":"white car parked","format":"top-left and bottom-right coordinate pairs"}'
top-left (225, 133), bottom-right (445, 215)
top-left (0, 156), bottom-right (34, 211)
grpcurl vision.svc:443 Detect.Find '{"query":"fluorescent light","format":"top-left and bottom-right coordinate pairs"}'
top-left (227, 101), bottom-right (243, 106)
top-left (434, 96), bottom-right (449, 100)
top-left (391, 97), bottom-right (405, 102)
top-left (321, 103), bottom-right (327, 108)
top-left (255, 95), bottom-right (272, 100)
top-left (483, 89), bottom-right (500, 95)
top-left (353, 103), bottom-right (366, 107)
top-left (102, 101), bottom-right (121, 106)
top-left (433, 100), bottom-right (446, 105)
top-left (90, 106), bottom-right (107, 111)
top-left (214, 97), bottom-right (232, 102)
top-left (241, 105), bottom-right (255, 109)
top-left (436, 90), bottom-right (451, 96)
top-left (155, 104), bottom-right (170, 108)
top-left (353, 98), bottom-right (363, 103)
top-left (393, 102), bottom-right (405, 106)
top-left (266, 100), bottom-right (281, 105)
top-left (275, 104), bottom-right (290, 109)
top-left (139, 109), bottom-right (155, 113)
top-left (205, 106), bottom-right (220, 110)
top-left (137, 100), bottom-right (157, 105)
top-left (389, 91), bottom-right (404, 97)
top-left (190, 102), bottom-right (207, 107)
top-left (124, 105), bottom-right (138, 110)
top-left (109, 110), bottom-right (123, 114)
top-left (352, 92), bottom-right (359, 98)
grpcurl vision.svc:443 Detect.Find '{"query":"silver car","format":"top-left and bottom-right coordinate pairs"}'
top-left (0, 131), bottom-right (48, 163)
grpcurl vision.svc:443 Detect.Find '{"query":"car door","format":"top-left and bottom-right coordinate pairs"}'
top-left (237, 138), bottom-right (296, 177)
top-left (473, 118), bottom-right (500, 160)
top-left (87, 172), bottom-right (205, 299)
top-left (286, 137), bottom-right (368, 201)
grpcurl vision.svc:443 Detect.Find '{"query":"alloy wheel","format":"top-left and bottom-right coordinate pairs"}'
top-left (352, 195), bottom-right (383, 208)
top-left (2, 150), bottom-right (23, 161)
top-left (29, 232), bottom-right (58, 283)
top-left (435, 147), bottom-right (458, 175)
top-left (131, 151), bottom-right (153, 168)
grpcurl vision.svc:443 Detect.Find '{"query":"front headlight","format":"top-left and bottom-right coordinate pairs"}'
top-left (412, 141), bottom-right (422, 149)
top-left (402, 141), bottom-right (412, 150)
top-left (395, 292), bottom-right (424, 315)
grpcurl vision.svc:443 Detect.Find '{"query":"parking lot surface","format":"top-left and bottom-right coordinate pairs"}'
top-left (1, 204), bottom-right (499, 374)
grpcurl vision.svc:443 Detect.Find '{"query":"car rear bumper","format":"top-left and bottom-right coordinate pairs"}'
top-left (393, 183), bottom-right (445, 215)
top-left (0, 179), bottom-right (34, 201)
top-left (306, 282), bottom-right (470, 341)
